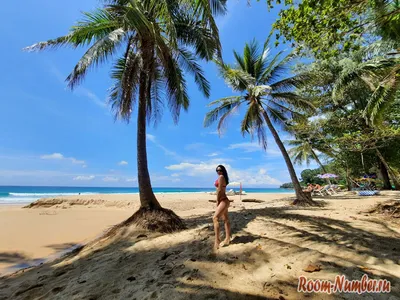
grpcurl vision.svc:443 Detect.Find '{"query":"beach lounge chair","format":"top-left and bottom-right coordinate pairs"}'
top-left (312, 185), bottom-right (332, 197)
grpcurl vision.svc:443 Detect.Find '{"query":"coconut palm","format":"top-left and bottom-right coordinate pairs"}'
top-left (204, 37), bottom-right (316, 205)
top-left (287, 136), bottom-right (332, 185)
top-left (330, 43), bottom-right (400, 125)
top-left (304, 45), bottom-right (400, 190)
top-left (25, 0), bottom-right (226, 231)
top-left (288, 138), bottom-right (327, 172)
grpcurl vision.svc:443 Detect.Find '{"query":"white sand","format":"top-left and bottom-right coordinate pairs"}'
top-left (0, 191), bottom-right (400, 299)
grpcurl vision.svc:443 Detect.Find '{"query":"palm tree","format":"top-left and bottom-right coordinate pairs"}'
top-left (287, 137), bottom-right (332, 185)
top-left (288, 138), bottom-right (327, 172)
top-left (25, 0), bottom-right (226, 231)
top-left (204, 38), bottom-right (317, 205)
top-left (327, 45), bottom-right (400, 189)
top-left (304, 45), bottom-right (400, 190)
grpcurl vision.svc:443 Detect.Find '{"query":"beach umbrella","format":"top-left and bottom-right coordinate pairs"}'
top-left (317, 173), bottom-right (338, 179)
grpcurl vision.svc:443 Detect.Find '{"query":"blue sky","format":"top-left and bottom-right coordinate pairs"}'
top-left (0, 0), bottom-right (319, 188)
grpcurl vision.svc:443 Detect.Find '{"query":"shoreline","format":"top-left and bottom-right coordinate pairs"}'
top-left (0, 190), bottom-right (296, 206)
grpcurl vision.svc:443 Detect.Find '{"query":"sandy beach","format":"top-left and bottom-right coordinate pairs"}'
top-left (0, 191), bottom-right (400, 299)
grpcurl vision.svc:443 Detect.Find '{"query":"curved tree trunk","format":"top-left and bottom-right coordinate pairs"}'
top-left (376, 149), bottom-right (400, 190)
top-left (379, 159), bottom-right (392, 190)
top-left (261, 109), bottom-right (316, 205)
top-left (310, 149), bottom-right (331, 185)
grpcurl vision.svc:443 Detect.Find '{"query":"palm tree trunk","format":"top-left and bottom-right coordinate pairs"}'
top-left (310, 149), bottom-right (331, 185)
top-left (345, 163), bottom-right (352, 191)
top-left (136, 47), bottom-right (161, 210)
top-left (261, 109), bottom-right (315, 205)
top-left (376, 149), bottom-right (400, 190)
top-left (379, 159), bottom-right (392, 190)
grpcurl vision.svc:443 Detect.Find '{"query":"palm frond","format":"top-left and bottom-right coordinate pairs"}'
top-left (204, 96), bottom-right (243, 128)
top-left (175, 13), bottom-right (218, 60)
top-left (24, 9), bottom-right (120, 52)
top-left (270, 73), bottom-right (312, 93)
top-left (188, 0), bottom-right (227, 57)
top-left (364, 66), bottom-right (400, 124)
top-left (264, 104), bottom-right (289, 128)
top-left (269, 92), bottom-right (315, 112)
top-left (177, 48), bottom-right (210, 98)
top-left (233, 50), bottom-right (246, 71)
top-left (215, 60), bottom-right (255, 91)
top-left (243, 39), bottom-right (260, 77)
top-left (260, 50), bottom-right (289, 83)
top-left (109, 49), bottom-right (141, 121)
top-left (146, 64), bottom-right (165, 127)
top-left (240, 101), bottom-right (268, 149)
top-left (66, 28), bottom-right (126, 89)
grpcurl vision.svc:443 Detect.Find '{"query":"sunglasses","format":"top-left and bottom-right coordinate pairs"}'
top-left (216, 169), bottom-right (222, 172)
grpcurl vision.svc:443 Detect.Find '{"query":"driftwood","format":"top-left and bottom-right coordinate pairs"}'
top-left (241, 199), bottom-right (264, 203)
top-left (208, 200), bottom-right (234, 203)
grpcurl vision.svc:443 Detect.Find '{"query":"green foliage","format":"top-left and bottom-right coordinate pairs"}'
top-left (204, 36), bottom-right (314, 148)
top-left (279, 182), bottom-right (294, 189)
top-left (300, 168), bottom-right (325, 185)
top-left (261, 0), bottom-right (400, 58)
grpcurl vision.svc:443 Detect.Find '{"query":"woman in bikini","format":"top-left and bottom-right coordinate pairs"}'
top-left (213, 165), bottom-right (231, 250)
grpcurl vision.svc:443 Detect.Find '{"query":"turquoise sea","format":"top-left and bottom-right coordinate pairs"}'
top-left (0, 186), bottom-right (294, 204)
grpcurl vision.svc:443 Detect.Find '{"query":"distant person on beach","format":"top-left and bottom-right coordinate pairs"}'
top-left (213, 165), bottom-right (231, 250)
top-left (303, 183), bottom-right (314, 192)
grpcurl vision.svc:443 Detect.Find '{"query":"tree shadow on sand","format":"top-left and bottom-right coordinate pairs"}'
top-left (0, 202), bottom-right (400, 299)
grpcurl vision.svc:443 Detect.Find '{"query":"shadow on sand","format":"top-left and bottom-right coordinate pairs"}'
top-left (0, 201), bottom-right (399, 300)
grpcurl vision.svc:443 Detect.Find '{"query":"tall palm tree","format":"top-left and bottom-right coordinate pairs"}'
top-left (204, 38), bottom-right (317, 205)
top-left (25, 0), bottom-right (226, 231)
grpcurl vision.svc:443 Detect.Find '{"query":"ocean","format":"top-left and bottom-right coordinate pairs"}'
top-left (0, 186), bottom-right (293, 204)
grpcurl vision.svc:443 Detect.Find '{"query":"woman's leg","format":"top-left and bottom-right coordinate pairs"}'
top-left (222, 206), bottom-right (231, 245)
top-left (213, 201), bottom-right (228, 250)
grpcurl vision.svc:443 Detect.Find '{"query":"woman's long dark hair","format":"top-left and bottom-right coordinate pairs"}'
top-left (216, 165), bottom-right (229, 185)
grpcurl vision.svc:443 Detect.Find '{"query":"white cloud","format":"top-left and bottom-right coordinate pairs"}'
top-left (103, 176), bottom-right (119, 182)
top-left (185, 143), bottom-right (205, 151)
top-left (207, 130), bottom-right (220, 136)
top-left (165, 160), bottom-right (282, 186)
top-left (118, 160), bottom-right (128, 166)
top-left (75, 87), bottom-right (106, 108)
top-left (49, 64), bottom-right (106, 109)
top-left (228, 142), bottom-right (262, 153)
top-left (70, 158), bottom-right (86, 165)
top-left (41, 153), bottom-right (64, 160)
top-left (146, 134), bottom-right (181, 160)
top-left (171, 173), bottom-right (180, 177)
top-left (266, 148), bottom-right (282, 157)
top-left (207, 152), bottom-right (219, 157)
top-left (146, 134), bottom-right (156, 142)
top-left (73, 175), bottom-right (95, 181)
top-left (228, 142), bottom-right (282, 157)
top-left (126, 177), bottom-right (136, 182)
top-left (40, 153), bottom-right (86, 166)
